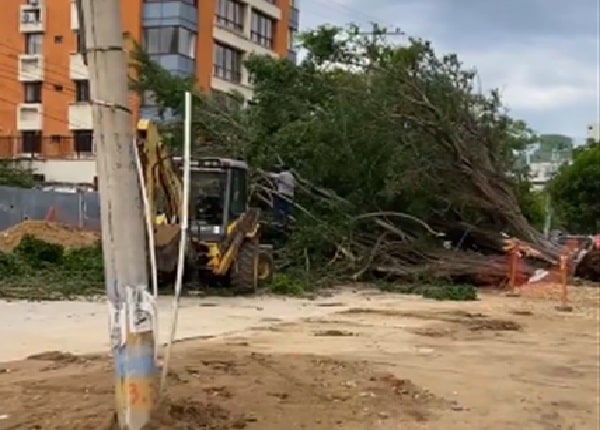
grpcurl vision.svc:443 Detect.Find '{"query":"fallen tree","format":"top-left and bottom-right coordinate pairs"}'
top-left (131, 24), bottom-right (560, 286)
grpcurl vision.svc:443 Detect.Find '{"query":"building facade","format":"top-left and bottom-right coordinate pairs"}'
top-left (586, 123), bottom-right (599, 143)
top-left (0, 0), bottom-right (299, 185)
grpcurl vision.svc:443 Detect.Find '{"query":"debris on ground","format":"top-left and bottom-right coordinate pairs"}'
top-left (142, 398), bottom-right (233, 430)
top-left (0, 221), bottom-right (100, 252)
top-left (467, 319), bottom-right (522, 332)
top-left (575, 249), bottom-right (600, 282)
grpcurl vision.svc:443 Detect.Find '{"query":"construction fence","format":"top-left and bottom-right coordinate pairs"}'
top-left (0, 186), bottom-right (101, 231)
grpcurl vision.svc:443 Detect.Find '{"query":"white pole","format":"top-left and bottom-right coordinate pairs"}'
top-left (159, 91), bottom-right (192, 394)
top-left (133, 141), bottom-right (160, 363)
top-left (133, 141), bottom-right (159, 299)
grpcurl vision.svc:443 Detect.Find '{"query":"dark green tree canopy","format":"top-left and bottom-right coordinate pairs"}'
top-left (130, 24), bottom-right (555, 281)
top-left (549, 143), bottom-right (600, 233)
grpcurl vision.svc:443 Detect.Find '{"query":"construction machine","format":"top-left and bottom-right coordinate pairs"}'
top-left (136, 119), bottom-right (274, 292)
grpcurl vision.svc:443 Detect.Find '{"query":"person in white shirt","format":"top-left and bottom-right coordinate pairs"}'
top-left (270, 165), bottom-right (294, 224)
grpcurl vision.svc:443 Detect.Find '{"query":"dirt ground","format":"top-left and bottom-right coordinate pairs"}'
top-left (0, 220), bottom-right (100, 252)
top-left (0, 287), bottom-right (598, 430)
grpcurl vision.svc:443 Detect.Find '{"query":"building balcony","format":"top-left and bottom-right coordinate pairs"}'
top-left (17, 104), bottom-right (43, 131)
top-left (18, 54), bottom-right (44, 81)
top-left (19, 3), bottom-right (45, 33)
top-left (142, 1), bottom-right (198, 32)
top-left (68, 103), bottom-right (93, 130)
top-left (211, 76), bottom-right (253, 101)
top-left (289, 7), bottom-right (299, 31)
top-left (0, 135), bottom-right (95, 162)
top-left (69, 53), bottom-right (88, 80)
top-left (213, 25), bottom-right (276, 58)
top-left (242, 0), bottom-right (281, 20)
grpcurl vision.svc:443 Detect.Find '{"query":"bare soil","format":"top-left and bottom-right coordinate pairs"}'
top-left (0, 221), bottom-right (100, 252)
top-left (0, 288), bottom-right (598, 430)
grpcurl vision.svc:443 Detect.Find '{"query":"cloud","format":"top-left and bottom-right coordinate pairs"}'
top-left (298, 0), bottom-right (599, 138)
top-left (453, 37), bottom-right (598, 112)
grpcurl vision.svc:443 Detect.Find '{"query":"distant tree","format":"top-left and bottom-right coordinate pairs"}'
top-left (0, 161), bottom-right (35, 188)
top-left (549, 143), bottom-right (600, 233)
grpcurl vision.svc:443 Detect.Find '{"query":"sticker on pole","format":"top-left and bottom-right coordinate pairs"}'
top-left (108, 301), bottom-right (126, 349)
top-left (126, 285), bottom-right (155, 333)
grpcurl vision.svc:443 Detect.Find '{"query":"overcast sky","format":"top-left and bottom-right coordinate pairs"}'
top-left (298, 0), bottom-right (599, 142)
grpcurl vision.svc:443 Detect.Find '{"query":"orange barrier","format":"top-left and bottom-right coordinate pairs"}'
top-left (503, 238), bottom-right (522, 296)
top-left (44, 206), bottom-right (56, 222)
top-left (555, 253), bottom-right (573, 312)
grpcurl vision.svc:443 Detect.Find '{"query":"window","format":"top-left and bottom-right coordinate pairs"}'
top-left (54, 35), bottom-right (63, 44)
top-left (74, 80), bottom-right (90, 102)
top-left (32, 173), bottom-right (45, 183)
top-left (213, 43), bottom-right (242, 83)
top-left (287, 28), bottom-right (293, 50)
top-left (141, 90), bottom-right (157, 106)
top-left (73, 130), bottom-right (93, 153)
top-left (215, 0), bottom-right (244, 32)
top-left (229, 167), bottom-right (247, 217)
top-left (21, 131), bottom-right (41, 154)
top-left (142, 27), bottom-right (196, 58)
top-left (22, 8), bottom-right (41, 22)
top-left (251, 12), bottom-right (273, 49)
top-left (25, 33), bottom-right (43, 54)
top-left (23, 82), bottom-right (42, 103)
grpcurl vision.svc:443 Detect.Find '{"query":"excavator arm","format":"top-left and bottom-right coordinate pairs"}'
top-left (136, 119), bottom-right (183, 223)
top-left (136, 119), bottom-right (183, 275)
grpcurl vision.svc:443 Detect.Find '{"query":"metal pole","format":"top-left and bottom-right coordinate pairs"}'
top-left (80, 1), bottom-right (157, 428)
top-left (160, 91), bottom-right (192, 395)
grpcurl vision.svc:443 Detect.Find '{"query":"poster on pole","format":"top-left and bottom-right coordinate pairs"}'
top-left (126, 285), bottom-right (155, 334)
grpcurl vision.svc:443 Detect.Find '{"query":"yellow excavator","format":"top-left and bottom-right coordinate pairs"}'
top-left (136, 119), bottom-right (273, 292)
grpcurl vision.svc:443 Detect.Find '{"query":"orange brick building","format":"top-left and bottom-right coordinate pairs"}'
top-left (0, 0), bottom-right (298, 185)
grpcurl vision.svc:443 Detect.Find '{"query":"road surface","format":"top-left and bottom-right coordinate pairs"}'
top-left (0, 287), bottom-right (598, 429)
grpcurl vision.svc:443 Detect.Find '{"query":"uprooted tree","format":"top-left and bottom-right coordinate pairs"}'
top-left (130, 24), bottom-right (558, 285)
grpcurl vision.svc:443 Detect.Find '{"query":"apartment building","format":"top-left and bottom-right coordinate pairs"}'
top-left (0, 0), bottom-right (299, 185)
top-left (586, 123), bottom-right (599, 143)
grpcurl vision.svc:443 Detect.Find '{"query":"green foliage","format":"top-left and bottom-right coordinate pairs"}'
top-left (549, 143), bottom-right (600, 233)
top-left (129, 42), bottom-right (195, 118)
top-left (131, 23), bottom-right (546, 287)
top-left (514, 183), bottom-right (546, 231)
top-left (0, 161), bottom-right (36, 188)
top-left (420, 284), bottom-right (477, 301)
top-left (268, 273), bottom-right (305, 296)
top-left (0, 237), bottom-right (104, 300)
top-left (15, 235), bottom-right (64, 265)
top-left (377, 281), bottom-right (477, 301)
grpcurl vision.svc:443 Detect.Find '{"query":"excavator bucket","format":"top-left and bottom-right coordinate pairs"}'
top-left (154, 223), bottom-right (181, 275)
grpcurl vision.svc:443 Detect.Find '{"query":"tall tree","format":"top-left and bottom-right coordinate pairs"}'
top-left (130, 24), bottom-right (555, 281)
top-left (549, 143), bottom-right (600, 233)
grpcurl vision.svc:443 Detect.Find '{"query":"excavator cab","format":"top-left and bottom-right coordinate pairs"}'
top-left (180, 157), bottom-right (248, 241)
top-left (175, 157), bottom-right (273, 291)
top-left (136, 119), bottom-right (273, 292)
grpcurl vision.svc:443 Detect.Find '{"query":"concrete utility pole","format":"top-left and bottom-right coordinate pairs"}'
top-left (80, 1), bottom-right (157, 428)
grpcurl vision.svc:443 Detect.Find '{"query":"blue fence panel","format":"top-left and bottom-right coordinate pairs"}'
top-left (0, 186), bottom-right (101, 231)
